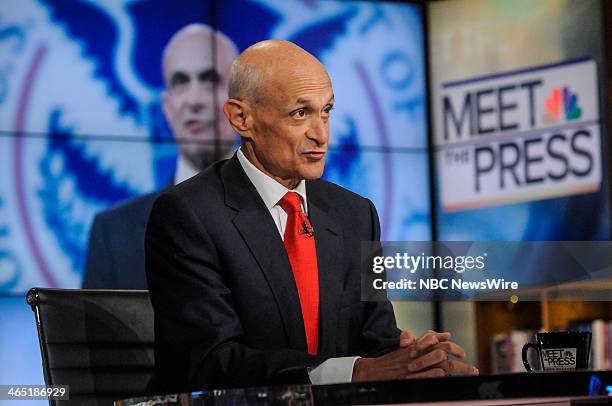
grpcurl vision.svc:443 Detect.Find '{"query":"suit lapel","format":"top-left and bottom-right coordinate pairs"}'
top-left (221, 156), bottom-right (307, 352)
top-left (307, 186), bottom-right (344, 357)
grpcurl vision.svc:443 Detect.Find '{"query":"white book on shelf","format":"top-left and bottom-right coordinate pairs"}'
top-left (591, 319), bottom-right (606, 370)
top-left (605, 321), bottom-right (610, 370)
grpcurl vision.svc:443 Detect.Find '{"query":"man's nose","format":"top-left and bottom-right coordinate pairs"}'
top-left (308, 116), bottom-right (329, 146)
top-left (185, 84), bottom-right (212, 112)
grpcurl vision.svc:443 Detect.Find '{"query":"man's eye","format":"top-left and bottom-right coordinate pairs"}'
top-left (170, 73), bottom-right (190, 88)
top-left (293, 109), bottom-right (307, 118)
top-left (324, 105), bottom-right (334, 114)
top-left (199, 69), bottom-right (221, 84)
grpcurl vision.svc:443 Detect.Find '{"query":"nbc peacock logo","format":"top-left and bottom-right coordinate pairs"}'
top-left (543, 86), bottom-right (582, 123)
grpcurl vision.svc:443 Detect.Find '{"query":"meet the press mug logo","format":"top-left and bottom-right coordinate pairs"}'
top-left (543, 348), bottom-right (577, 369)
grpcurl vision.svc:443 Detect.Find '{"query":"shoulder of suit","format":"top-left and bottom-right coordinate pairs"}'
top-left (159, 159), bottom-right (227, 203)
top-left (307, 178), bottom-right (373, 209)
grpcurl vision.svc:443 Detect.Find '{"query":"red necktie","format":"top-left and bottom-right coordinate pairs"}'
top-left (278, 192), bottom-right (319, 355)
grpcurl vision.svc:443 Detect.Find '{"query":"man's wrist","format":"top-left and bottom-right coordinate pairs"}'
top-left (309, 356), bottom-right (360, 385)
top-left (352, 357), bottom-right (373, 382)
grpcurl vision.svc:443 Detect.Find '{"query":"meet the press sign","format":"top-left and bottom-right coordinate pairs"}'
top-left (543, 348), bottom-right (577, 370)
top-left (435, 59), bottom-right (601, 212)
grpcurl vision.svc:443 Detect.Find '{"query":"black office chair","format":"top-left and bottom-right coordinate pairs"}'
top-left (26, 288), bottom-right (155, 406)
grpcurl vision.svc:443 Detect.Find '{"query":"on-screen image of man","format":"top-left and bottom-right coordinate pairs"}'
top-left (145, 40), bottom-right (478, 393)
top-left (82, 24), bottom-right (238, 289)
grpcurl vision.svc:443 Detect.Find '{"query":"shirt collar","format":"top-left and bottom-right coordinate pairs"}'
top-left (237, 148), bottom-right (308, 213)
top-left (174, 155), bottom-right (199, 185)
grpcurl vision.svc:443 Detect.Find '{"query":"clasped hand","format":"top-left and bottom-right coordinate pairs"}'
top-left (352, 330), bottom-right (479, 381)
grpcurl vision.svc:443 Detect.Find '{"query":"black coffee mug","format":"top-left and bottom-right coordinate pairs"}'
top-left (522, 331), bottom-right (591, 372)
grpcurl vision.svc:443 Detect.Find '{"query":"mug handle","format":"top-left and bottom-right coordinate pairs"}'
top-left (522, 343), bottom-right (540, 372)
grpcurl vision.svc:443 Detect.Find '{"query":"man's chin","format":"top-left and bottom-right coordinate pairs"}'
top-left (183, 150), bottom-right (217, 172)
top-left (302, 167), bottom-right (325, 181)
top-left (183, 144), bottom-right (235, 171)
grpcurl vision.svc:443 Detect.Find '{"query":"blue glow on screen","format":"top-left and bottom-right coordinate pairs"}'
top-left (0, 0), bottom-right (429, 294)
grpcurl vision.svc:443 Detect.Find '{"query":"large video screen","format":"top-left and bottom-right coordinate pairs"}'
top-left (0, 0), bottom-right (430, 293)
top-left (428, 0), bottom-right (609, 241)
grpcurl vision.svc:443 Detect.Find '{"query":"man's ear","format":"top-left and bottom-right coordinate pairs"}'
top-left (223, 99), bottom-right (254, 139)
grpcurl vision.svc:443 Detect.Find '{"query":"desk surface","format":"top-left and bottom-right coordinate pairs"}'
top-left (116, 370), bottom-right (612, 405)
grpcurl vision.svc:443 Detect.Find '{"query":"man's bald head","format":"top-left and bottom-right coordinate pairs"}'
top-left (223, 40), bottom-right (334, 189)
top-left (228, 40), bottom-right (329, 105)
top-left (161, 23), bottom-right (239, 171)
top-left (162, 23), bottom-right (237, 85)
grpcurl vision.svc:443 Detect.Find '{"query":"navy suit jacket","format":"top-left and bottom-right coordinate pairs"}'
top-left (83, 191), bottom-right (161, 289)
top-left (145, 154), bottom-right (400, 393)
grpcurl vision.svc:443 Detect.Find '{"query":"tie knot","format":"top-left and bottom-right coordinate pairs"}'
top-left (278, 192), bottom-right (302, 214)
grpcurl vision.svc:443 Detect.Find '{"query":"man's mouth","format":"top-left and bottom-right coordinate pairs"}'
top-left (302, 150), bottom-right (326, 160)
top-left (185, 119), bottom-right (214, 132)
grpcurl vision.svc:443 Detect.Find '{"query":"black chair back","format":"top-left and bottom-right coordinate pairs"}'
top-left (26, 288), bottom-right (154, 405)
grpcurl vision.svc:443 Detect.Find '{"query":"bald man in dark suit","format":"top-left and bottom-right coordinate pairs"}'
top-left (146, 40), bottom-right (478, 393)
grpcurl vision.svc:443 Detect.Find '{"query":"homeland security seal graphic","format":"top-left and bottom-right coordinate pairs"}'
top-left (0, 0), bottom-right (428, 292)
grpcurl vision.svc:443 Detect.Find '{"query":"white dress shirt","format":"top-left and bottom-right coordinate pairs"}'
top-left (236, 148), bottom-right (358, 385)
